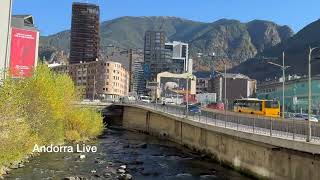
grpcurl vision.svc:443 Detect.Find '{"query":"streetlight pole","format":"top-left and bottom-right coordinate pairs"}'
top-left (282, 52), bottom-right (285, 118)
top-left (267, 51), bottom-right (288, 119)
top-left (307, 47), bottom-right (320, 142)
top-left (186, 75), bottom-right (189, 118)
top-left (224, 63), bottom-right (227, 114)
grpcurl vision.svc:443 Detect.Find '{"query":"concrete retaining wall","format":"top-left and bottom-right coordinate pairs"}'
top-left (122, 105), bottom-right (320, 180)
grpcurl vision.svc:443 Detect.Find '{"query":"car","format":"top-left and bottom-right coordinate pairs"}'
top-left (207, 102), bottom-right (225, 111)
top-left (139, 96), bottom-right (151, 103)
top-left (186, 104), bottom-right (201, 114)
top-left (292, 114), bottom-right (318, 122)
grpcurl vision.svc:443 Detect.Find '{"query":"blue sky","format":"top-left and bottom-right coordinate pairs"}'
top-left (13, 0), bottom-right (320, 36)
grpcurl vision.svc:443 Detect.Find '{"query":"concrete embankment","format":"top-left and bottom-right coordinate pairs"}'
top-left (120, 105), bottom-right (320, 180)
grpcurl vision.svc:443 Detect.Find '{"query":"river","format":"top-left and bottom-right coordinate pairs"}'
top-left (5, 128), bottom-right (252, 180)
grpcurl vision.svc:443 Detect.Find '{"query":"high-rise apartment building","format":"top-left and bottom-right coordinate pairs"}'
top-left (70, 2), bottom-right (100, 64)
top-left (132, 60), bottom-right (145, 95)
top-left (143, 31), bottom-right (172, 81)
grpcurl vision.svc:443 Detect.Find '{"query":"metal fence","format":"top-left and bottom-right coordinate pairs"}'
top-left (123, 101), bottom-right (320, 143)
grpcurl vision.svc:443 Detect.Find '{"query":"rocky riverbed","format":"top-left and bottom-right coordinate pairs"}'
top-left (4, 128), bottom-right (252, 180)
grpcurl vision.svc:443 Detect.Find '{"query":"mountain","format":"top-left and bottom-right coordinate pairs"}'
top-left (231, 19), bottom-right (320, 81)
top-left (39, 16), bottom-right (293, 70)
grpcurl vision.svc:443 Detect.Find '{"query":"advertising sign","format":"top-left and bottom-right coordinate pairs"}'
top-left (159, 77), bottom-right (191, 98)
top-left (10, 28), bottom-right (38, 77)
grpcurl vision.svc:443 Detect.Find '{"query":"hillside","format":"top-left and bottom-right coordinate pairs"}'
top-left (231, 19), bottom-right (320, 81)
top-left (39, 16), bottom-right (293, 71)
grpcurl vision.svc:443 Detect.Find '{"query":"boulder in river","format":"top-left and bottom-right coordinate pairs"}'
top-left (119, 165), bottom-right (127, 169)
top-left (90, 169), bottom-right (97, 174)
top-left (118, 173), bottom-right (132, 180)
top-left (63, 176), bottom-right (87, 180)
top-left (117, 169), bottom-right (126, 174)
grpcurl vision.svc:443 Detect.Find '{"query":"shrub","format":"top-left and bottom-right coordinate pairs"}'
top-left (0, 64), bottom-right (104, 166)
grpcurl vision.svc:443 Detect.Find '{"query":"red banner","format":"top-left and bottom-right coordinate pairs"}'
top-left (10, 28), bottom-right (38, 77)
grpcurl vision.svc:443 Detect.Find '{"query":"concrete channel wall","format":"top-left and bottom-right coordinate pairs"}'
top-left (121, 105), bottom-right (320, 180)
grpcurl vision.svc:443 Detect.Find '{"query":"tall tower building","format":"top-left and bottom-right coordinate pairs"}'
top-left (143, 31), bottom-right (172, 81)
top-left (70, 2), bottom-right (100, 64)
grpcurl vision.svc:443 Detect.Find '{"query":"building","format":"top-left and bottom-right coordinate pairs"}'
top-left (156, 72), bottom-right (197, 102)
top-left (208, 73), bottom-right (256, 104)
top-left (0, 0), bottom-right (12, 83)
top-left (165, 41), bottom-right (192, 73)
top-left (193, 71), bottom-right (212, 94)
top-left (143, 31), bottom-right (172, 81)
top-left (257, 75), bottom-right (320, 114)
top-left (51, 60), bottom-right (129, 101)
top-left (10, 15), bottom-right (39, 78)
top-left (70, 2), bottom-right (100, 64)
top-left (132, 60), bottom-right (145, 95)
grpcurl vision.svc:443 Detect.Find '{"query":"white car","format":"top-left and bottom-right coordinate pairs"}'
top-left (293, 114), bottom-right (318, 122)
top-left (140, 96), bottom-right (151, 103)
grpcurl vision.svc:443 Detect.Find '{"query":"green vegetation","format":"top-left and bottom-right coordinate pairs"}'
top-left (0, 65), bottom-right (104, 167)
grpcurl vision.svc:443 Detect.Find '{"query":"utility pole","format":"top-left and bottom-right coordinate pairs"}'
top-left (92, 74), bottom-right (96, 101)
top-left (224, 63), bottom-right (227, 114)
top-left (186, 75), bottom-right (189, 118)
top-left (282, 52), bottom-right (285, 118)
top-left (267, 51), bottom-right (288, 119)
top-left (307, 47), bottom-right (318, 141)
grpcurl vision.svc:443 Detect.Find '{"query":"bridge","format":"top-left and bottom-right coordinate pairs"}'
top-left (101, 102), bottom-right (320, 180)
top-left (127, 102), bottom-right (320, 144)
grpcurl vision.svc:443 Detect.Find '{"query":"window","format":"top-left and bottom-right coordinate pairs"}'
top-left (265, 101), bottom-right (279, 108)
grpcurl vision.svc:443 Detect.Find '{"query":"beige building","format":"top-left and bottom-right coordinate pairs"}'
top-left (51, 60), bottom-right (129, 100)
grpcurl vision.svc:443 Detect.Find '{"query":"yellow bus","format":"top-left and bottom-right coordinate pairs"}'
top-left (233, 98), bottom-right (280, 118)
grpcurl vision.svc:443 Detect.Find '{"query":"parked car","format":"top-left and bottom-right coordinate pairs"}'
top-left (139, 96), bottom-right (151, 103)
top-left (292, 114), bottom-right (318, 122)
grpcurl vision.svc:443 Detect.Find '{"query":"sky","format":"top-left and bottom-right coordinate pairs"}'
top-left (12, 0), bottom-right (320, 36)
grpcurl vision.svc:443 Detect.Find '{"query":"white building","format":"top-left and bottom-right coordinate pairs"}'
top-left (0, 0), bottom-right (12, 83)
top-left (165, 41), bottom-right (193, 74)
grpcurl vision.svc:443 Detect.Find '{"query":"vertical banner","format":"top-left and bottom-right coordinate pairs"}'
top-left (10, 28), bottom-right (38, 77)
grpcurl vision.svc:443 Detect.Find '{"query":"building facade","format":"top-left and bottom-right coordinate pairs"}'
top-left (0, 0), bottom-right (12, 83)
top-left (143, 31), bottom-right (171, 81)
top-left (257, 76), bottom-right (320, 114)
top-left (165, 41), bottom-right (192, 73)
top-left (193, 71), bottom-right (212, 94)
top-left (70, 2), bottom-right (100, 64)
top-left (132, 60), bottom-right (145, 95)
top-left (208, 73), bottom-right (256, 104)
top-left (51, 61), bottom-right (129, 101)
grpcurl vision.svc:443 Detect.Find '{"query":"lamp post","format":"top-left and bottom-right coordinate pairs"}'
top-left (307, 46), bottom-right (320, 142)
top-left (268, 51), bottom-right (289, 118)
top-left (185, 73), bottom-right (194, 118)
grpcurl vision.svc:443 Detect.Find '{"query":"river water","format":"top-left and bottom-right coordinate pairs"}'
top-left (5, 128), bottom-right (252, 180)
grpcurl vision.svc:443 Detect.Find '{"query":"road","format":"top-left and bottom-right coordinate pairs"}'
top-left (133, 102), bottom-right (320, 144)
